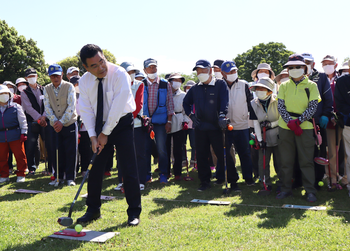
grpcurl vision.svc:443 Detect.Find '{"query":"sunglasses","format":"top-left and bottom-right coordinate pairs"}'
top-left (288, 66), bottom-right (303, 70)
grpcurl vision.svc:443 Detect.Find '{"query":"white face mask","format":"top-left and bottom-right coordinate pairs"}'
top-left (172, 81), bottom-right (181, 90)
top-left (0, 94), bottom-right (10, 103)
top-left (256, 90), bottom-right (270, 100)
top-left (198, 73), bottom-right (210, 83)
top-left (226, 73), bottom-right (238, 83)
top-left (147, 72), bottom-right (158, 80)
top-left (74, 86), bottom-right (80, 93)
top-left (27, 77), bottom-right (37, 85)
top-left (307, 65), bottom-right (312, 75)
top-left (257, 73), bottom-right (269, 79)
top-left (280, 77), bottom-right (290, 83)
top-left (289, 68), bottom-right (304, 79)
top-left (214, 72), bottom-right (223, 79)
top-left (129, 73), bottom-right (135, 82)
top-left (18, 85), bottom-right (27, 92)
top-left (323, 65), bottom-right (335, 75)
top-left (8, 88), bottom-right (14, 94)
top-left (341, 71), bottom-right (349, 76)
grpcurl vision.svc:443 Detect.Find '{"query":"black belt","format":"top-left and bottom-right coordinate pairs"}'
top-left (175, 112), bottom-right (182, 114)
top-left (0, 125), bottom-right (19, 132)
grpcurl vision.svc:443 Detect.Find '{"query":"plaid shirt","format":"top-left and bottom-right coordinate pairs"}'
top-left (147, 77), bottom-right (174, 116)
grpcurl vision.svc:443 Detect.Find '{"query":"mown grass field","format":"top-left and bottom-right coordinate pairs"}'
top-left (1, 149), bottom-right (350, 251)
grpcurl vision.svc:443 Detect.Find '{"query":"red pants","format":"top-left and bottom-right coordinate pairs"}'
top-left (0, 140), bottom-right (27, 177)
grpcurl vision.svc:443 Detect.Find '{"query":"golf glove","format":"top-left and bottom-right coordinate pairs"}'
top-left (218, 117), bottom-right (230, 130)
top-left (260, 120), bottom-right (271, 129)
top-left (287, 119), bottom-right (303, 136)
top-left (319, 116), bottom-right (329, 129)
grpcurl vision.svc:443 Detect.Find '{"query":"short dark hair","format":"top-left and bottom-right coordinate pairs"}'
top-left (80, 44), bottom-right (103, 66)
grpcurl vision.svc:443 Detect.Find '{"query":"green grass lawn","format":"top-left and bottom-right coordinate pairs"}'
top-left (1, 151), bottom-right (350, 251)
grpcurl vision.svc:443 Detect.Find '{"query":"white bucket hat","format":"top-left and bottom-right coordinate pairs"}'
top-left (251, 63), bottom-right (275, 81)
top-left (0, 85), bottom-right (14, 100)
top-left (250, 77), bottom-right (275, 92)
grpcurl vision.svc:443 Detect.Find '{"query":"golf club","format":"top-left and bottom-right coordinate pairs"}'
top-left (54, 133), bottom-right (59, 187)
top-left (313, 118), bottom-right (329, 166)
top-left (258, 125), bottom-right (271, 196)
top-left (41, 120), bottom-right (50, 176)
top-left (57, 151), bottom-right (98, 226)
top-left (335, 124), bottom-right (343, 190)
top-left (183, 143), bottom-right (193, 181)
top-left (222, 124), bottom-right (233, 195)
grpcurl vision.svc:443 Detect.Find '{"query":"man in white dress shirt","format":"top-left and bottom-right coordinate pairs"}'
top-left (77, 44), bottom-right (141, 226)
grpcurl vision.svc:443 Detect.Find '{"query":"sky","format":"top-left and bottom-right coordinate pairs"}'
top-left (1, 0), bottom-right (349, 77)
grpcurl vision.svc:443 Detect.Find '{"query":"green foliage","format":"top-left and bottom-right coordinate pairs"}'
top-left (343, 57), bottom-right (349, 64)
top-left (0, 19), bottom-right (49, 85)
top-left (57, 49), bottom-right (117, 81)
top-left (234, 42), bottom-right (294, 82)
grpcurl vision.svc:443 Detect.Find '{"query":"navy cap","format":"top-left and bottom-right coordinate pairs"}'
top-left (25, 68), bottom-right (37, 77)
top-left (283, 54), bottom-right (306, 67)
top-left (48, 64), bottom-right (63, 76)
top-left (143, 58), bottom-right (157, 68)
top-left (212, 59), bottom-right (224, 68)
top-left (192, 59), bottom-right (211, 71)
top-left (135, 72), bottom-right (145, 79)
top-left (221, 61), bottom-right (238, 73)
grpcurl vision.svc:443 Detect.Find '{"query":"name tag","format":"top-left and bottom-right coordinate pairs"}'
top-left (40, 95), bottom-right (45, 100)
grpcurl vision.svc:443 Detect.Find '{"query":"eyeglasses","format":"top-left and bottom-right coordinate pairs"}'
top-left (288, 66), bottom-right (302, 70)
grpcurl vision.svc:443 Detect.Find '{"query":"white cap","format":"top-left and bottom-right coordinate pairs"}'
top-left (67, 66), bottom-right (79, 75)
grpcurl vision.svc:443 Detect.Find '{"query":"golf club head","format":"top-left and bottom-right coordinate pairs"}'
top-left (57, 217), bottom-right (73, 226)
top-left (257, 189), bottom-right (271, 196)
top-left (222, 188), bottom-right (230, 195)
top-left (314, 157), bottom-right (329, 166)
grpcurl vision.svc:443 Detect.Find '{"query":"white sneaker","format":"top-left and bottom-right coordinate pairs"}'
top-left (49, 180), bottom-right (57, 186)
top-left (67, 180), bottom-right (76, 186)
top-left (0, 177), bottom-right (10, 183)
top-left (16, 176), bottom-right (25, 183)
top-left (114, 183), bottom-right (123, 191)
top-left (140, 184), bottom-right (145, 191)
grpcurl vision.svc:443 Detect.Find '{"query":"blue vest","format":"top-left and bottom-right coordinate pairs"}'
top-left (143, 79), bottom-right (168, 124)
top-left (0, 105), bottom-right (21, 143)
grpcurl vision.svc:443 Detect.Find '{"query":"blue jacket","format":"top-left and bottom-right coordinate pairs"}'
top-left (183, 78), bottom-right (228, 131)
top-left (143, 78), bottom-right (168, 125)
top-left (309, 69), bottom-right (333, 124)
top-left (0, 105), bottom-right (21, 143)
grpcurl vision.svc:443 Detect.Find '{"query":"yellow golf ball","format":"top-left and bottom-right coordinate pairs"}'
top-left (318, 181), bottom-right (324, 187)
top-left (75, 224), bottom-right (83, 233)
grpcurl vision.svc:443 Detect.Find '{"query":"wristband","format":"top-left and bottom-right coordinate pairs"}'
top-left (167, 121), bottom-right (172, 124)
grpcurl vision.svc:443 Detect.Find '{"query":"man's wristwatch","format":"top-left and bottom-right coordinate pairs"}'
top-left (167, 121), bottom-right (172, 124)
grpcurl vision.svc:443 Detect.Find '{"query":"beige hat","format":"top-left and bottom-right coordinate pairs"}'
top-left (339, 61), bottom-right (349, 71)
top-left (168, 73), bottom-right (185, 83)
top-left (251, 63), bottom-right (275, 81)
top-left (250, 77), bottom-right (275, 92)
top-left (0, 85), bottom-right (14, 100)
top-left (275, 69), bottom-right (289, 83)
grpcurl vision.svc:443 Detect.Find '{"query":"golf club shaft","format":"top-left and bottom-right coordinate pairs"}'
top-left (56, 133), bottom-right (59, 183)
top-left (222, 130), bottom-right (228, 191)
top-left (262, 126), bottom-right (267, 191)
top-left (335, 125), bottom-right (339, 183)
top-left (67, 151), bottom-right (98, 218)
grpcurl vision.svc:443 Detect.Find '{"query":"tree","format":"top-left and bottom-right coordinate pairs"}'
top-left (57, 49), bottom-right (117, 81)
top-left (343, 57), bottom-right (349, 64)
top-left (234, 42), bottom-right (294, 82)
top-left (0, 20), bottom-right (49, 85)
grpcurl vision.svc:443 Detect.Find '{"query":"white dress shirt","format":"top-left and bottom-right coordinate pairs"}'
top-left (78, 62), bottom-right (136, 137)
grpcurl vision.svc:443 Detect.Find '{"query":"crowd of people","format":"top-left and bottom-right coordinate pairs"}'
top-left (1, 45), bottom-right (350, 224)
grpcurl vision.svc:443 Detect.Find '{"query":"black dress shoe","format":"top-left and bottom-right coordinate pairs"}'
top-left (127, 217), bottom-right (140, 226)
top-left (76, 211), bottom-right (101, 223)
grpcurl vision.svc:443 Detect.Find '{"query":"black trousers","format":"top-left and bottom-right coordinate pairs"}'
top-left (195, 129), bottom-right (237, 184)
top-left (49, 123), bottom-right (77, 180)
top-left (86, 113), bottom-right (141, 218)
top-left (166, 130), bottom-right (185, 176)
top-left (77, 131), bottom-right (92, 173)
